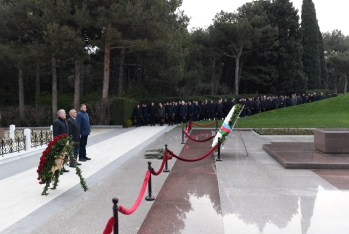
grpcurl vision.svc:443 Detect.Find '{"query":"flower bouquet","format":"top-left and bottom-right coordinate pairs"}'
top-left (37, 134), bottom-right (88, 196)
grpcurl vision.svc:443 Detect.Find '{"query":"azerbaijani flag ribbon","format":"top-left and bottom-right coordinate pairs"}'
top-left (219, 123), bottom-right (232, 136)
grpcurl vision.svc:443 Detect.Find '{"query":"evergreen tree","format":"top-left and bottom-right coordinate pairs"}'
top-left (323, 30), bottom-right (349, 94)
top-left (271, 0), bottom-right (307, 94)
top-left (318, 30), bottom-right (328, 88)
top-left (301, 0), bottom-right (321, 89)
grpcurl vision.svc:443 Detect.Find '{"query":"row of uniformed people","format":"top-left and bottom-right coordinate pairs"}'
top-left (134, 99), bottom-right (239, 126)
top-left (238, 92), bottom-right (333, 117)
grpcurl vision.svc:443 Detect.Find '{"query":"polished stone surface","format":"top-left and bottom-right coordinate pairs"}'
top-left (217, 131), bottom-right (349, 234)
top-left (138, 130), bottom-right (224, 234)
top-left (313, 169), bottom-right (349, 190)
top-left (1, 128), bottom-right (349, 234)
top-left (314, 128), bottom-right (349, 154)
top-left (263, 142), bottom-right (349, 169)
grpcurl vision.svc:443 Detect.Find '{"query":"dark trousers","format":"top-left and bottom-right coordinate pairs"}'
top-left (70, 144), bottom-right (79, 165)
top-left (136, 116), bottom-right (141, 127)
top-left (168, 116), bottom-right (174, 125)
top-left (150, 116), bottom-right (155, 126)
top-left (142, 117), bottom-right (148, 126)
top-left (79, 135), bottom-right (88, 159)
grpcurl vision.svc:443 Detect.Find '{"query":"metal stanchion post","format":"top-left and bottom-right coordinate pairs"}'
top-left (216, 120), bottom-right (218, 130)
top-left (181, 127), bottom-right (185, 144)
top-left (216, 137), bottom-right (222, 161)
top-left (163, 145), bottom-right (170, 173)
top-left (112, 198), bottom-right (119, 234)
top-left (40, 130), bottom-right (43, 146)
top-left (145, 162), bottom-right (155, 201)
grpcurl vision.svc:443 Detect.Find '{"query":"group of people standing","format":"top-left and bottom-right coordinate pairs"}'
top-left (134, 99), bottom-right (233, 127)
top-left (238, 92), bottom-right (334, 117)
top-left (133, 92), bottom-right (335, 126)
top-left (52, 104), bottom-right (91, 173)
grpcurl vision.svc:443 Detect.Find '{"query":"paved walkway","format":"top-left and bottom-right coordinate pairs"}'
top-left (0, 127), bottom-right (349, 234)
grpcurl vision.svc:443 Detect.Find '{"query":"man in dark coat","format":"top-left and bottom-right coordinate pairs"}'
top-left (142, 104), bottom-right (148, 126)
top-left (149, 102), bottom-right (157, 126)
top-left (192, 101), bottom-right (200, 121)
top-left (67, 109), bottom-right (81, 167)
top-left (187, 101), bottom-right (193, 122)
top-left (76, 104), bottom-right (91, 161)
top-left (179, 101), bottom-right (187, 123)
top-left (216, 99), bottom-right (223, 119)
top-left (222, 99), bottom-right (229, 118)
top-left (166, 102), bottom-right (175, 126)
top-left (134, 104), bottom-right (142, 127)
top-left (174, 102), bottom-right (180, 124)
top-left (209, 100), bottom-right (215, 120)
top-left (52, 109), bottom-right (69, 173)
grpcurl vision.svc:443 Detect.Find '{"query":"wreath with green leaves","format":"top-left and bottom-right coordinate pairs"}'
top-left (220, 104), bottom-right (242, 146)
top-left (36, 134), bottom-right (88, 196)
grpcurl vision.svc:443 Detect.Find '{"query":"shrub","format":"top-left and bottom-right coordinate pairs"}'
top-left (110, 97), bottom-right (138, 125)
top-left (253, 128), bottom-right (314, 135)
top-left (123, 119), bottom-right (133, 128)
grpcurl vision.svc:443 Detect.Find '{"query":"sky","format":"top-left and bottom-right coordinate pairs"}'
top-left (179, 0), bottom-right (348, 35)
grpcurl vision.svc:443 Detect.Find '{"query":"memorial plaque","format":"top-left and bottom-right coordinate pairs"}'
top-left (0, 128), bottom-right (3, 139)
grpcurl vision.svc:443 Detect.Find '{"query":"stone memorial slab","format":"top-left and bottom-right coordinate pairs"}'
top-left (263, 128), bottom-right (349, 169)
top-left (314, 128), bottom-right (349, 154)
top-left (0, 128), bottom-right (4, 139)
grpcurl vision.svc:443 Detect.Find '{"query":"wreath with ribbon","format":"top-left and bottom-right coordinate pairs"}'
top-left (36, 134), bottom-right (88, 196)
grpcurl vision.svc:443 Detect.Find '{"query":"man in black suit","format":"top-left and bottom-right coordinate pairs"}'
top-left (67, 109), bottom-right (82, 167)
top-left (52, 109), bottom-right (69, 173)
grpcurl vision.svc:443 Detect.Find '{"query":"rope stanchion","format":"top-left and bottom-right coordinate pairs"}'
top-left (113, 198), bottom-right (118, 234)
top-left (163, 145), bottom-right (170, 173)
top-left (145, 162), bottom-right (155, 201)
top-left (151, 151), bottom-right (167, 176)
top-left (216, 137), bottom-right (222, 162)
top-left (103, 217), bottom-right (116, 234)
top-left (216, 119), bottom-right (218, 130)
top-left (183, 131), bottom-right (215, 142)
top-left (191, 120), bottom-right (217, 127)
top-left (118, 170), bottom-right (151, 215)
top-left (167, 145), bottom-right (218, 162)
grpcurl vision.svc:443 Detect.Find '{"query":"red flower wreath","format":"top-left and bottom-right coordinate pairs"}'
top-left (37, 134), bottom-right (88, 196)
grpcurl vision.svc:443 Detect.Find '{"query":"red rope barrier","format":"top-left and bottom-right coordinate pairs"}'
top-left (188, 121), bottom-right (192, 131)
top-left (183, 131), bottom-right (215, 142)
top-left (167, 145), bottom-right (218, 162)
top-left (191, 120), bottom-right (217, 127)
top-left (118, 170), bottom-right (151, 215)
top-left (151, 151), bottom-right (167, 175)
top-left (102, 217), bottom-right (116, 234)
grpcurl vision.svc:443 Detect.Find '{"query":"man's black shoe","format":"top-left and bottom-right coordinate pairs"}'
top-left (69, 164), bottom-right (76, 168)
top-left (79, 158), bottom-right (86, 162)
top-left (76, 162), bottom-right (82, 166)
top-left (62, 168), bottom-right (69, 172)
top-left (84, 157), bottom-right (91, 160)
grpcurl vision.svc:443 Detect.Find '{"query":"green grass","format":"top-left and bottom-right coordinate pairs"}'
top-left (236, 94), bottom-right (349, 128)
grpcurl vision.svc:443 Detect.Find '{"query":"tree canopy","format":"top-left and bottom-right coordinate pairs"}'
top-left (0, 0), bottom-right (341, 114)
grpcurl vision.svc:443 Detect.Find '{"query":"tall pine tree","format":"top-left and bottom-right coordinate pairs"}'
top-left (271, 0), bottom-right (307, 94)
top-left (301, 0), bottom-right (321, 89)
